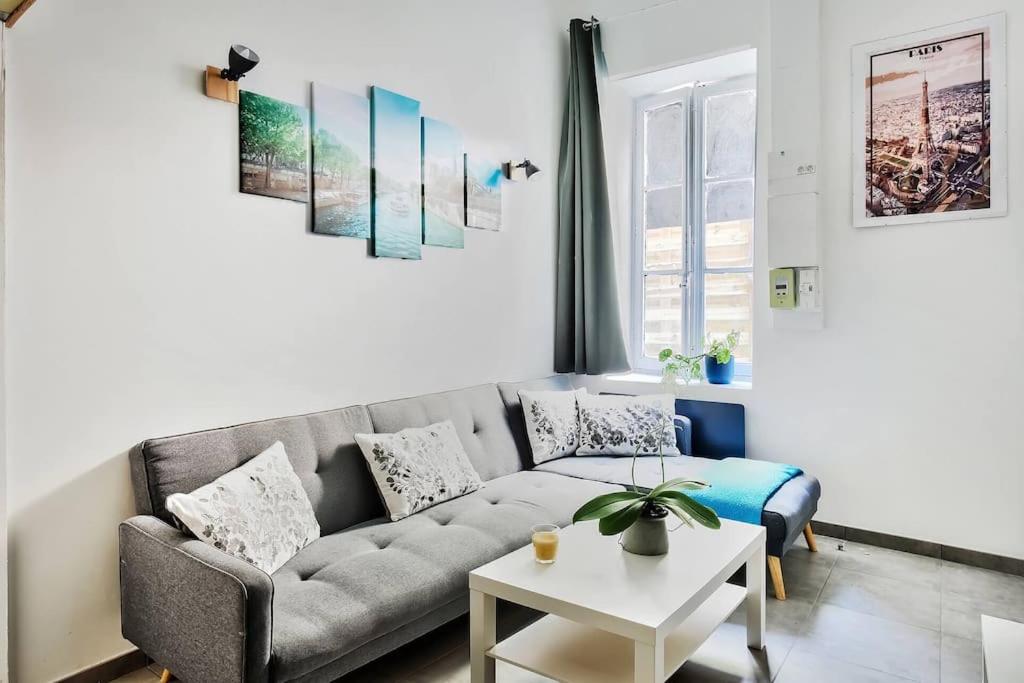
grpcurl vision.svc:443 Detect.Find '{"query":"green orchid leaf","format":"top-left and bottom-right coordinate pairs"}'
top-left (663, 501), bottom-right (696, 528)
top-left (648, 477), bottom-right (708, 497)
top-left (661, 501), bottom-right (694, 528)
top-left (658, 348), bottom-right (674, 362)
top-left (597, 500), bottom-right (645, 535)
top-left (654, 490), bottom-right (721, 529)
top-left (572, 491), bottom-right (644, 524)
top-left (573, 496), bottom-right (646, 523)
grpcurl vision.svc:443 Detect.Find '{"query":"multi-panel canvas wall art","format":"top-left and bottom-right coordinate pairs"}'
top-left (851, 13), bottom-right (1006, 227)
top-left (422, 118), bottom-right (465, 248)
top-left (311, 84), bottom-right (371, 237)
top-left (371, 86), bottom-right (422, 259)
top-left (465, 154), bottom-right (502, 231)
top-left (239, 91), bottom-right (310, 202)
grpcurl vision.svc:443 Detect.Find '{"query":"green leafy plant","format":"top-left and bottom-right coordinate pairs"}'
top-left (658, 330), bottom-right (741, 384)
top-left (571, 419), bottom-right (721, 535)
top-left (706, 330), bottom-right (740, 365)
top-left (658, 348), bottom-right (704, 384)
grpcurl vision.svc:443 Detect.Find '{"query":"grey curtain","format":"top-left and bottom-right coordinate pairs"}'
top-left (554, 19), bottom-right (630, 375)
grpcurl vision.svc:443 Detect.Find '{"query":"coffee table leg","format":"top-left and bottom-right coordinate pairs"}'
top-left (470, 589), bottom-right (496, 683)
top-left (634, 640), bottom-right (664, 683)
top-left (746, 541), bottom-right (766, 650)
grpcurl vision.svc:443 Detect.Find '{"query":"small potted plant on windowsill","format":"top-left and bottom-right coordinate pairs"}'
top-left (659, 330), bottom-right (741, 386)
top-left (704, 330), bottom-right (740, 384)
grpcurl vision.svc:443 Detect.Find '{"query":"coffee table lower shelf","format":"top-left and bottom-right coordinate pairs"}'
top-left (486, 583), bottom-right (746, 683)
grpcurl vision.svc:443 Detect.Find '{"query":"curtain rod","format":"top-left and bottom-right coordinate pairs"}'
top-left (568, 0), bottom-right (686, 32)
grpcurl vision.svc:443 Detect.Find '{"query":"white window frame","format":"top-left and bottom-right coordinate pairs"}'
top-left (630, 74), bottom-right (756, 379)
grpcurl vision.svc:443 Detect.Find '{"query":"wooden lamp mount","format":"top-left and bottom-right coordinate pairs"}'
top-left (205, 66), bottom-right (239, 104)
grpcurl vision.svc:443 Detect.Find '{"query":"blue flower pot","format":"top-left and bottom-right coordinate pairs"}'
top-left (705, 356), bottom-right (735, 384)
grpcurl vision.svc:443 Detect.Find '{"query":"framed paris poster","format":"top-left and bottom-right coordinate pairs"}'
top-left (851, 13), bottom-right (1006, 227)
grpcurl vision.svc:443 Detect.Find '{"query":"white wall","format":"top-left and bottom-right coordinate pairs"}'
top-left (572, 0), bottom-right (1024, 561)
top-left (4, 1), bottom-right (569, 679)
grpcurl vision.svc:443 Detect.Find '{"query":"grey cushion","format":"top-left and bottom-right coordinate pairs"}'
top-left (129, 405), bottom-right (382, 535)
top-left (269, 470), bottom-right (620, 680)
top-left (367, 384), bottom-right (521, 481)
top-left (497, 375), bottom-right (575, 469)
top-left (535, 456), bottom-right (821, 556)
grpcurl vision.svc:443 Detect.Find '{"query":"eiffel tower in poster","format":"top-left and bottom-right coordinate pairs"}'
top-left (909, 71), bottom-right (938, 182)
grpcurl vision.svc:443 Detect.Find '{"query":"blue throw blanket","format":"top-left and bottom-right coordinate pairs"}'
top-left (687, 458), bottom-right (802, 525)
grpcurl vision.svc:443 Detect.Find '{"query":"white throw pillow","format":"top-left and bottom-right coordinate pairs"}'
top-left (354, 420), bottom-right (482, 521)
top-left (519, 388), bottom-right (587, 464)
top-left (576, 394), bottom-right (681, 456)
top-left (165, 441), bottom-right (320, 574)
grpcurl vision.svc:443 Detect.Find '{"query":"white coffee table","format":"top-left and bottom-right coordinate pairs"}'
top-left (982, 615), bottom-right (1024, 682)
top-left (469, 518), bottom-right (766, 683)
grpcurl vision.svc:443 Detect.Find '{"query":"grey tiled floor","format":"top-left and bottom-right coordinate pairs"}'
top-left (116, 534), bottom-right (1024, 683)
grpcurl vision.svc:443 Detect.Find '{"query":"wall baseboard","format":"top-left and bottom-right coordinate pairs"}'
top-left (56, 649), bottom-right (148, 683)
top-left (811, 520), bottom-right (1024, 577)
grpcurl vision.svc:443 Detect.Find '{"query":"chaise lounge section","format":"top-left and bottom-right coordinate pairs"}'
top-left (120, 376), bottom-right (819, 681)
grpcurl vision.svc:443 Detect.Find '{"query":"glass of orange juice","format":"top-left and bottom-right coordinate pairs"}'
top-left (531, 524), bottom-right (559, 564)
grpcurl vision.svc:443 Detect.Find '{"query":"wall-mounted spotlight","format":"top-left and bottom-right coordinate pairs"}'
top-left (205, 44), bottom-right (261, 104)
top-left (504, 159), bottom-right (541, 181)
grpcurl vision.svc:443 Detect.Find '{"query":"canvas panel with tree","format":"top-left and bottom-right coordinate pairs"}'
top-left (239, 91), bottom-right (309, 202)
top-left (422, 118), bottom-right (465, 248)
top-left (311, 84), bottom-right (371, 237)
top-left (371, 87), bottom-right (422, 259)
top-left (865, 27), bottom-right (991, 219)
top-left (465, 154), bottom-right (502, 231)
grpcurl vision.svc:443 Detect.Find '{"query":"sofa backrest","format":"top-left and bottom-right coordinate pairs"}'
top-left (128, 405), bottom-right (384, 535)
top-left (497, 375), bottom-right (574, 468)
top-left (128, 376), bottom-right (570, 532)
top-left (367, 383), bottom-right (521, 481)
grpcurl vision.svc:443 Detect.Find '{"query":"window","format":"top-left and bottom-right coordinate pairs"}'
top-left (631, 75), bottom-right (756, 378)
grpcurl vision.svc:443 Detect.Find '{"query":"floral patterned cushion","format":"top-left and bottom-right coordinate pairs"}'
top-left (165, 441), bottom-right (320, 574)
top-left (519, 388), bottom-right (587, 464)
top-left (576, 394), bottom-right (681, 456)
top-left (354, 420), bottom-right (483, 521)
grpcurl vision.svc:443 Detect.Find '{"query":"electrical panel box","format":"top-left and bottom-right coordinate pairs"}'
top-left (796, 267), bottom-right (819, 310)
top-left (770, 268), bottom-right (796, 309)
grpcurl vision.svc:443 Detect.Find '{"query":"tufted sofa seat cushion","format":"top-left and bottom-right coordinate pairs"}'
top-left (269, 470), bottom-right (620, 681)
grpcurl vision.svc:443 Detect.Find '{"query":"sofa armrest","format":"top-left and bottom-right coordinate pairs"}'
top-left (119, 515), bottom-right (274, 683)
top-left (674, 415), bottom-right (693, 456)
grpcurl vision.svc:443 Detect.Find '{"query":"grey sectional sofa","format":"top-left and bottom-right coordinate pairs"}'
top-left (120, 375), bottom-right (819, 682)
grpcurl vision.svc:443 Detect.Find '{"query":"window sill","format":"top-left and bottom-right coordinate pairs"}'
top-left (604, 371), bottom-right (753, 391)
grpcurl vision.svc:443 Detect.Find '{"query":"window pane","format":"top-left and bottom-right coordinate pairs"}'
top-left (643, 274), bottom-right (682, 358)
top-left (705, 179), bottom-right (753, 224)
top-left (706, 218), bottom-right (752, 268)
top-left (645, 103), bottom-right (684, 185)
top-left (645, 226), bottom-right (683, 270)
top-left (645, 186), bottom-right (683, 229)
top-left (704, 272), bottom-right (752, 363)
top-left (704, 90), bottom-right (756, 178)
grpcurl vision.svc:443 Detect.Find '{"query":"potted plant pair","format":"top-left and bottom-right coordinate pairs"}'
top-left (659, 330), bottom-right (741, 386)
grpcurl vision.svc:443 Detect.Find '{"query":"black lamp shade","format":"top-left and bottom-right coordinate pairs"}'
top-left (222, 44), bottom-right (260, 81)
top-left (519, 159), bottom-right (541, 178)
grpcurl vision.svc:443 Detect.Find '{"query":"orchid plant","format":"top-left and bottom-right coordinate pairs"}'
top-left (571, 417), bottom-right (721, 535)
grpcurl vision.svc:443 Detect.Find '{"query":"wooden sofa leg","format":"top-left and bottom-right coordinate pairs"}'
top-left (803, 522), bottom-right (818, 552)
top-left (159, 670), bottom-right (172, 683)
top-left (767, 556), bottom-right (786, 600)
